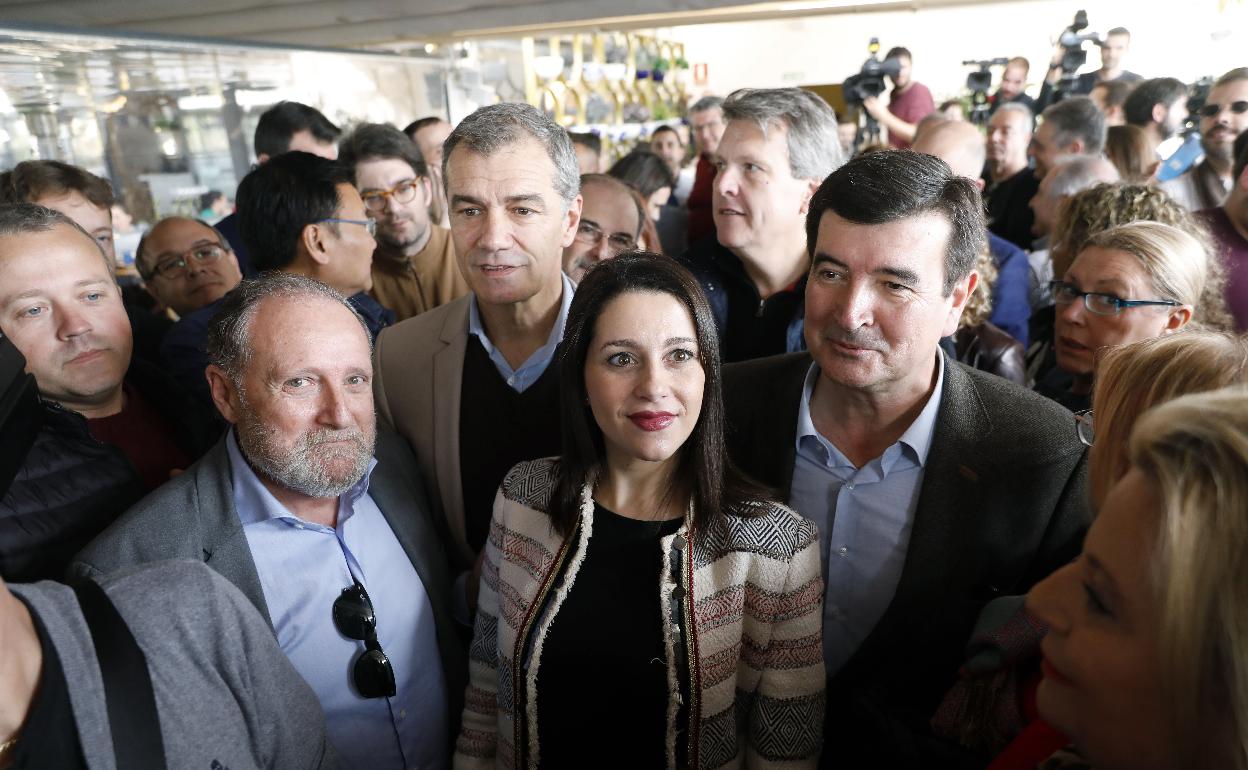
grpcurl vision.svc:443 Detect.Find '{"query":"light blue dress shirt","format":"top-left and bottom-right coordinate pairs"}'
top-left (788, 357), bottom-right (945, 675)
top-left (467, 272), bottom-right (574, 392)
top-left (227, 431), bottom-right (449, 770)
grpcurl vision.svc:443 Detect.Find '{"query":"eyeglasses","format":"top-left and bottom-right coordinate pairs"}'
top-left (332, 581), bottom-right (396, 698)
top-left (360, 180), bottom-right (423, 212)
top-left (145, 243), bottom-right (227, 280)
top-left (1074, 409), bottom-right (1094, 447)
top-left (573, 221), bottom-right (637, 256)
top-left (1198, 100), bottom-right (1248, 119)
top-left (1049, 280), bottom-right (1179, 317)
top-left (319, 218), bottom-right (378, 237)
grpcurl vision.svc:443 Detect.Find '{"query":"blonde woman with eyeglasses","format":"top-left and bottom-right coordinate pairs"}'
top-left (1037, 221), bottom-right (1214, 412)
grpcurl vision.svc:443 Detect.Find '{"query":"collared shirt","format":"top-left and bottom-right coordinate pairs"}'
top-left (467, 272), bottom-right (574, 393)
top-left (788, 356), bottom-right (945, 674)
top-left (228, 431), bottom-right (448, 770)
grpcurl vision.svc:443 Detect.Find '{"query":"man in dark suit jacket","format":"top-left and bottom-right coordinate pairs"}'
top-left (72, 272), bottom-right (465, 770)
top-left (723, 150), bottom-right (1089, 768)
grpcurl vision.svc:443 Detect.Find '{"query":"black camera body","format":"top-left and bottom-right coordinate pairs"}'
top-left (961, 58), bottom-right (1010, 125)
top-left (843, 38), bottom-right (902, 108)
top-left (1185, 76), bottom-right (1214, 133)
top-left (1054, 10), bottom-right (1103, 101)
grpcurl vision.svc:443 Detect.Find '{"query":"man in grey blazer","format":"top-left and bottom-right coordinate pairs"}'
top-left (72, 273), bottom-right (465, 770)
top-left (723, 150), bottom-right (1089, 768)
top-left (373, 102), bottom-right (582, 576)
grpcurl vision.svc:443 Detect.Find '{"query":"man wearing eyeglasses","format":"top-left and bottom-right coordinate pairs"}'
top-left (339, 123), bottom-right (469, 323)
top-left (234, 151), bottom-right (394, 345)
top-left (136, 217), bottom-right (243, 404)
top-left (561, 173), bottom-right (643, 282)
top-left (1161, 68), bottom-right (1248, 211)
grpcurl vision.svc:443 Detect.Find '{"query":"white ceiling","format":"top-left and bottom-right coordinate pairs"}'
top-left (0, 0), bottom-right (945, 49)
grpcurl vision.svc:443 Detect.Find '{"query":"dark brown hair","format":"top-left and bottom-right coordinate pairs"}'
top-left (805, 149), bottom-right (985, 295)
top-left (0, 160), bottom-right (114, 209)
top-left (550, 252), bottom-right (767, 536)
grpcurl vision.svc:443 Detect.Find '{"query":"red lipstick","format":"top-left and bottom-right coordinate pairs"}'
top-left (629, 411), bottom-right (676, 432)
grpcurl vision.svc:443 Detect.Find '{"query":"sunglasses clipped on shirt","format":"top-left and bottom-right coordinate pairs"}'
top-left (333, 580), bottom-right (397, 699)
top-left (1198, 100), bottom-right (1248, 119)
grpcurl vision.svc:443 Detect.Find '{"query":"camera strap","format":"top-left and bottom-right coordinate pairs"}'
top-left (72, 579), bottom-right (169, 770)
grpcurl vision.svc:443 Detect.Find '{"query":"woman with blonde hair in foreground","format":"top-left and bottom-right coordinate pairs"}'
top-left (1028, 386), bottom-right (1248, 770)
top-left (1086, 330), bottom-right (1248, 508)
top-left (937, 330), bottom-right (1248, 770)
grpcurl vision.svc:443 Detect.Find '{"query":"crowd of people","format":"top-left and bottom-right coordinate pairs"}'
top-left (0, 18), bottom-right (1247, 770)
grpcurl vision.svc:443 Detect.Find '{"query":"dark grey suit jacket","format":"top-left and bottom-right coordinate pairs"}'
top-left (70, 428), bottom-right (467, 745)
top-left (724, 351), bottom-right (1089, 769)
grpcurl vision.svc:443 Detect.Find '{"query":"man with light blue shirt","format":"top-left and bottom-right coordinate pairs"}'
top-left (722, 149), bottom-right (1089, 768)
top-left (373, 102), bottom-right (582, 583)
top-left (72, 272), bottom-right (465, 769)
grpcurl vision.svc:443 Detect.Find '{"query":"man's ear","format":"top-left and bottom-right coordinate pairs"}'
top-left (560, 194), bottom-right (584, 249)
top-left (799, 178), bottom-right (820, 215)
top-left (942, 269), bottom-right (980, 338)
top-left (1151, 103), bottom-right (1167, 126)
top-left (300, 223), bottom-right (331, 267)
top-left (206, 364), bottom-right (242, 425)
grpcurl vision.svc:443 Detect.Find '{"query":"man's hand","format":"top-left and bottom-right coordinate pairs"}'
top-left (862, 95), bottom-right (885, 120)
top-left (1046, 42), bottom-right (1065, 84)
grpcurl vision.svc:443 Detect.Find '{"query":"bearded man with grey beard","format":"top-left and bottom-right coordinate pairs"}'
top-left (72, 272), bottom-right (467, 770)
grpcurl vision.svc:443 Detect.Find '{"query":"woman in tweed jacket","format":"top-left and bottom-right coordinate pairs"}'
top-left (454, 254), bottom-right (825, 769)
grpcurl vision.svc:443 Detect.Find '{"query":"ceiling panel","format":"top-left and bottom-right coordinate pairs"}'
top-left (0, 0), bottom-right (880, 48)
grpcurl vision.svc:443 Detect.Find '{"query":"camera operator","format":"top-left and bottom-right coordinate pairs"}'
top-left (990, 57), bottom-right (1037, 116)
top-left (1039, 25), bottom-right (1142, 110)
top-left (862, 46), bottom-right (935, 149)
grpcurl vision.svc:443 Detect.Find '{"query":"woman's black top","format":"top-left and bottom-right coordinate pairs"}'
top-left (534, 503), bottom-right (683, 769)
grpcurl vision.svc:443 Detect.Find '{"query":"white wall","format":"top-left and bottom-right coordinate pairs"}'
top-left (671, 0), bottom-right (1246, 106)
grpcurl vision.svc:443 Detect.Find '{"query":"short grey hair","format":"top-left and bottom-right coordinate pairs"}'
top-left (1041, 96), bottom-right (1106, 156)
top-left (690, 95), bottom-right (725, 115)
top-left (996, 102), bottom-right (1035, 133)
top-left (1046, 156), bottom-right (1121, 199)
top-left (0, 202), bottom-right (112, 272)
top-left (722, 88), bottom-right (845, 181)
top-left (205, 272), bottom-right (370, 386)
top-left (441, 102), bottom-right (580, 207)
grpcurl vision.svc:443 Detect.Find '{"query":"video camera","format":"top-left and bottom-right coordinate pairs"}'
top-left (1184, 76), bottom-right (1214, 134)
top-left (962, 58), bottom-right (1009, 125)
top-left (1053, 10), bottom-right (1103, 101)
top-left (843, 38), bottom-right (902, 108)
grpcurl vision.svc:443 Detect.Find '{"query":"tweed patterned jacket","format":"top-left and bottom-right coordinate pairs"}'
top-left (453, 458), bottom-right (825, 769)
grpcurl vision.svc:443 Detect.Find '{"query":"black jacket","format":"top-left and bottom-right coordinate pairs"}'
top-left (723, 351), bottom-right (1089, 769)
top-left (0, 359), bottom-right (220, 582)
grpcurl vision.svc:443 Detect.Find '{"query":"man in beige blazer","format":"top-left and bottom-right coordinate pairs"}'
top-left (373, 102), bottom-right (582, 575)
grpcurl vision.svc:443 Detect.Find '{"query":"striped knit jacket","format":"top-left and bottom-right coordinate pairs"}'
top-left (453, 458), bottom-right (826, 769)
